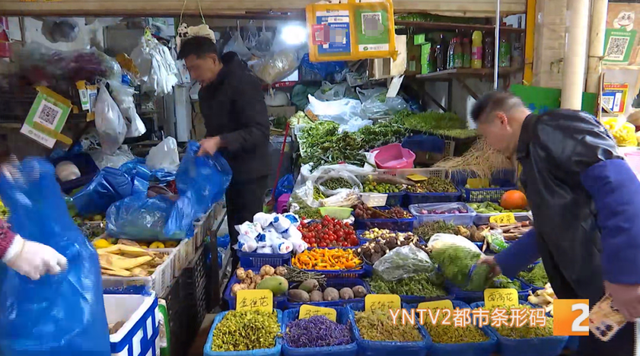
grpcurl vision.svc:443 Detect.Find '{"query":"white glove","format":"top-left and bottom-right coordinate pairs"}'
top-left (3, 235), bottom-right (68, 280)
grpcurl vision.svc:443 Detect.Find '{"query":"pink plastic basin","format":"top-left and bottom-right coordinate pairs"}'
top-left (371, 143), bottom-right (416, 169)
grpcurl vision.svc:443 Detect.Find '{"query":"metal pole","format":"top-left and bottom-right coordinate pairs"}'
top-left (494, 0), bottom-right (501, 89)
top-left (561, 0), bottom-right (590, 109)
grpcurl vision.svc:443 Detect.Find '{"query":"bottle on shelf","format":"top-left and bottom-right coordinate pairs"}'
top-left (511, 33), bottom-right (524, 68)
top-left (428, 43), bottom-right (437, 73)
top-left (484, 34), bottom-right (494, 68)
top-left (471, 31), bottom-right (483, 69)
top-left (447, 37), bottom-right (455, 69)
top-left (435, 34), bottom-right (447, 71)
top-left (499, 37), bottom-right (511, 67)
top-left (453, 37), bottom-right (463, 68)
top-left (462, 37), bottom-right (471, 68)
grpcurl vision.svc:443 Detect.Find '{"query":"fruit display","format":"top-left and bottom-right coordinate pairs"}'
top-left (500, 190), bottom-right (528, 210)
top-left (405, 177), bottom-right (457, 193)
top-left (468, 201), bottom-right (528, 214)
top-left (92, 238), bottom-right (178, 250)
top-left (288, 280), bottom-right (368, 303)
top-left (362, 180), bottom-right (405, 193)
top-left (356, 230), bottom-right (425, 263)
top-left (353, 203), bottom-right (412, 219)
top-left (292, 248), bottom-right (362, 270)
top-left (299, 216), bottom-right (359, 248)
top-left (285, 315), bottom-right (351, 348)
top-left (230, 265), bottom-right (288, 296)
top-left (211, 310), bottom-right (280, 351)
top-left (354, 309), bottom-right (423, 342)
top-left (98, 244), bottom-right (169, 277)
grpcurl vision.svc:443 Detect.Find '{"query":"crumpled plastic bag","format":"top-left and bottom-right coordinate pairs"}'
top-left (314, 81), bottom-right (348, 101)
top-left (373, 244), bottom-right (438, 281)
top-left (356, 87), bottom-right (408, 119)
top-left (95, 83), bottom-right (127, 155)
top-left (252, 48), bottom-right (302, 84)
top-left (89, 145), bottom-right (135, 169)
top-left (131, 35), bottom-right (179, 97)
top-left (602, 117), bottom-right (638, 147)
top-left (107, 80), bottom-right (146, 138)
top-left (306, 96), bottom-right (367, 126)
top-left (316, 169), bottom-right (363, 196)
top-left (427, 233), bottom-right (482, 253)
top-left (224, 31), bottom-right (252, 61)
top-left (146, 137), bottom-right (180, 173)
top-left (0, 158), bottom-right (110, 356)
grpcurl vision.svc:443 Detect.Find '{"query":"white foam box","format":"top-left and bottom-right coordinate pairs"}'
top-left (105, 293), bottom-right (160, 356)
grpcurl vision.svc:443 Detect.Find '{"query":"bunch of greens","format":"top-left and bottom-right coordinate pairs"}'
top-left (429, 245), bottom-right (492, 291)
top-left (517, 262), bottom-right (548, 287)
top-left (397, 110), bottom-right (478, 139)
top-left (414, 221), bottom-right (458, 241)
top-left (491, 275), bottom-right (522, 290)
top-left (369, 273), bottom-right (447, 297)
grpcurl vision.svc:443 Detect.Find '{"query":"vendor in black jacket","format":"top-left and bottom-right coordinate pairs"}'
top-left (178, 36), bottom-right (270, 261)
top-left (472, 92), bottom-right (640, 355)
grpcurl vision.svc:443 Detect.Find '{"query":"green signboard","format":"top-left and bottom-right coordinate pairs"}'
top-left (510, 85), bottom-right (597, 115)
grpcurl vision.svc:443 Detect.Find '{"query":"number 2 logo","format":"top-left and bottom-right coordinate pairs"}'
top-left (553, 299), bottom-right (590, 336)
top-left (571, 303), bottom-right (589, 333)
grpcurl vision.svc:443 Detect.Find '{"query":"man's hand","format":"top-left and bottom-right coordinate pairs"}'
top-left (477, 255), bottom-right (502, 278)
top-left (605, 281), bottom-right (640, 321)
top-left (198, 136), bottom-right (222, 156)
top-left (4, 235), bottom-right (68, 280)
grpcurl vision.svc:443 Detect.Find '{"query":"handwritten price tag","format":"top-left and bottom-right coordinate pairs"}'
top-left (365, 294), bottom-right (401, 311)
top-left (236, 289), bottom-right (273, 312)
top-left (489, 213), bottom-right (516, 225)
top-left (299, 305), bottom-right (337, 322)
top-left (484, 288), bottom-right (519, 309)
top-left (418, 300), bottom-right (453, 310)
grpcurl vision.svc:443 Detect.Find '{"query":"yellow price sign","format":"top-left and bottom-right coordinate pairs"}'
top-left (365, 294), bottom-right (401, 311)
top-left (484, 288), bottom-right (519, 309)
top-left (406, 174), bottom-right (428, 182)
top-left (489, 213), bottom-right (516, 225)
top-left (418, 300), bottom-right (453, 310)
top-left (299, 305), bottom-right (337, 322)
top-left (236, 289), bottom-right (273, 312)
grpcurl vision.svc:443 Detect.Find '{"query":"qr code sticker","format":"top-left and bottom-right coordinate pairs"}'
top-left (605, 36), bottom-right (630, 61)
top-left (362, 12), bottom-right (382, 35)
top-left (602, 96), bottom-right (614, 110)
top-left (34, 101), bottom-right (62, 129)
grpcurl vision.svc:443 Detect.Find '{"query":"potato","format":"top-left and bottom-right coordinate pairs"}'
top-left (310, 290), bottom-right (324, 302)
top-left (339, 287), bottom-right (355, 300)
top-left (352, 286), bottom-right (368, 298)
top-left (288, 289), bottom-right (310, 303)
top-left (323, 287), bottom-right (340, 301)
top-left (245, 270), bottom-right (255, 279)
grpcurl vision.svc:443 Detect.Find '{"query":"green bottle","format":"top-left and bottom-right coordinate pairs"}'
top-left (499, 38), bottom-right (511, 67)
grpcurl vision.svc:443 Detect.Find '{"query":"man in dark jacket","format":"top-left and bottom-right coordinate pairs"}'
top-left (178, 36), bottom-right (270, 260)
top-left (471, 92), bottom-right (640, 355)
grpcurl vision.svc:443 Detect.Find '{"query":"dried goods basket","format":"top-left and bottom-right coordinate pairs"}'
top-left (285, 278), bottom-right (371, 309)
top-left (282, 307), bottom-right (358, 356)
top-left (203, 309), bottom-right (284, 356)
top-left (408, 300), bottom-right (498, 356)
top-left (223, 268), bottom-right (287, 310)
top-left (469, 302), bottom-right (568, 356)
top-left (347, 302), bottom-right (431, 356)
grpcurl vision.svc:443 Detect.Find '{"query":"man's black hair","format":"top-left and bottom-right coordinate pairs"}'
top-left (471, 91), bottom-right (524, 123)
top-left (177, 36), bottom-right (218, 60)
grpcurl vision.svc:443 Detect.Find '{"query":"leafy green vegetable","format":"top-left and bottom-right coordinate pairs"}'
top-left (429, 245), bottom-right (492, 291)
top-left (517, 263), bottom-right (548, 287)
top-left (369, 273), bottom-right (447, 297)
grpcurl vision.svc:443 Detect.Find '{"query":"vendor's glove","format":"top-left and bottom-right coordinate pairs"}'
top-left (605, 281), bottom-right (640, 322)
top-left (3, 234), bottom-right (68, 280)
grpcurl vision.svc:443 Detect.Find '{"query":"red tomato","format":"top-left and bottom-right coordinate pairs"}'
top-left (319, 242), bottom-right (327, 247)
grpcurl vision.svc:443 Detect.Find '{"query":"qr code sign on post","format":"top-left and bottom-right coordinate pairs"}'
top-left (362, 12), bottom-right (382, 34)
top-left (605, 36), bottom-right (630, 61)
top-left (34, 101), bottom-right (62, 129)
top-left (602, 96), bottom-right (614, 110)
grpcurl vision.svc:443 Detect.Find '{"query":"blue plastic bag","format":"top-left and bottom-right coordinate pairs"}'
top-left (107, 141), bottom-right (232, 240)
top-left (164, 141), bottom-right (232, 238)
top-left (300, 54), bottom-right (347, 82)
top-left (119, 158), bottom-right (176, 184)
top-left (274, 174), bottom-right (294, 201)
top-left (0, 158), bottom-right (110, 356)
top-left (71, 166), bottom-right (149, 216)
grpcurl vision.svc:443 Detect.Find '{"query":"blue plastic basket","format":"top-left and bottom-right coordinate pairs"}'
top-left (238, 250), bottom-right (292, 268)
top-left (204, 309), bottom-right (283, 356)
top-left (403, 188), bottom-right (463, 206)
top-left (348, 303), bottom-right (431, 356)
top-left (223, 268), bottom-right (287, 309)
top-left (303, 267), bottom-right (365, 279)
top-left (409, 202), bottom-right (476, 227)
top-left (282, 307), bottom-right (358, 356)
top-left (384, 192), bottom-right (405, 206)
top-left (468, 302), bottom-right (568, 356)
top-left (447, 280), bottom-right (532, 304)
top-left (286, 278), bottom-right (372, 309)
top-left (353, 207), bottom-right (416, 232)
top-left (450, 169), bottom-right (517, 203)
top-left (408, 300), bottom-right (498, 356)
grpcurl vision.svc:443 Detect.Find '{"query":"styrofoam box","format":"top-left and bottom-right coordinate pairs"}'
top-left (105, 293), bottom-right (159, 356)
top-left (377, 167), bottom-right (448, 180)
top-left (360, 192), bottom-right (387, 207)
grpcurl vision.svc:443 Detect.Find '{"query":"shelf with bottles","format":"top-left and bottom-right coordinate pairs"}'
top-left (414, 67), bottom-right (524, 80)
top-left (395, 20), bottom-right (526, 33)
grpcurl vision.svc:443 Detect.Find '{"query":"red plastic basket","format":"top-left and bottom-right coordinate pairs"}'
top-left (371, 143), bottom-right (416, 169)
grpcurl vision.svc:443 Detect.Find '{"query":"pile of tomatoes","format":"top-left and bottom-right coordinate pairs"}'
top-left (299, 216), bottom-right (360, 248)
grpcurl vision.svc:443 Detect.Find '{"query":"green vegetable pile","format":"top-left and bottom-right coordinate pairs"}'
top-left (486, 306), bottom-right (555, 339)
top-left (355, 309), bottom-right (423, 342)
top-left (492, 275), bottom-right (522, 290)
top-left (414, 221), bottom-right (458, 241)
top-left (362, 181), bottom-right (405, 193)
top-left (429, 245), bottom-right (492, 291)
top-left (298, 120), bottom-right (407, 168)
top-left (518, 263), bottom-right (548, 287)
top-left (296, 205), bottom-right (323, 220)
top-left (423, 311), bottom-right (489, 344)
top-left (211, 310), bottom-right (281, 351)
top-left (369, 273), bottom-right (447, 297)
top-left (468, 202), bottom-right (528, 214)
top-left (405, 177), bottom-right (457, 193)
top-left (321, 177), bottom-right (354, 191)
top-left (397, 111), bottom-right (478, 138)
top-left (313, 186), bottom-right (326, 201)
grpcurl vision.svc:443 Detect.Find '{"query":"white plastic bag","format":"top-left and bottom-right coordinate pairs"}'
top-left (243, 21), bottom-right (259, 49)
top-left (94, 83), bottom-right (127, 155)
top-left (108, 81), bottom-right (146, 138)
top-left (131, 35), bottom-right (179, 97)
top-left (146, 137), bottom-right (180, 172)
top-left (251, 22), bottom-right (273, 58)
top-left (356, 87), bottom-right (408, 119)
top-left (252, 48), bottom-right (302, 84)
top-left (427, 233), bottom-right (482, 254)
top-left (89, 145), bottom-right (135, 169)
top-left (306, 96), bottom-right (367, 126)
top-left (224, 31), bottom-right (252, 61)
top-left (316, 169), bottom-right (363, 196)
top-left (373, 245), bottom-right (437, 281)
top-left (314, 82), bottom-right (348, 101)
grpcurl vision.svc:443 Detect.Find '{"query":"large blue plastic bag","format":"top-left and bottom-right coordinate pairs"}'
top-left (164, 141), bottom-right (232, 237)
top-left (119, 158), bottom-right (175, 184)
top-left (0, 158), bottom-right (110, 356)
top-left (106, 194), bottom-right (175, 240)
top-left (71, 166), bottom-right (148, 216)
